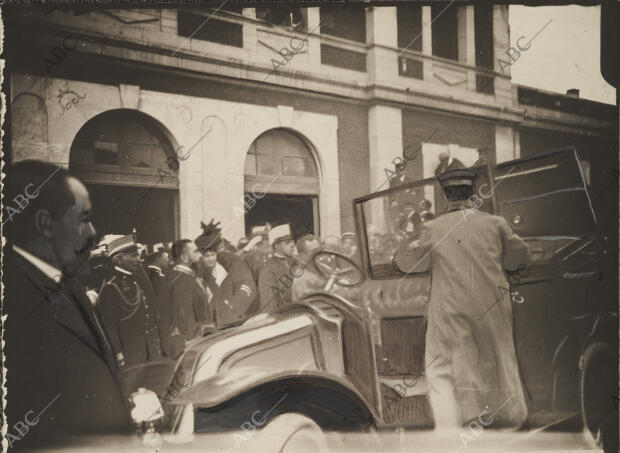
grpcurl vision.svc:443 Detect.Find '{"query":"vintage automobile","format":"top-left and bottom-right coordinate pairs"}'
top-left (128, 147), bottom-right (616, 452)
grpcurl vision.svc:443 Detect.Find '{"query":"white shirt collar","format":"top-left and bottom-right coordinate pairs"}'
top-left (174, 264), bottom-right (195, 276)
top-left (14, 245), bottom-right (63, 283)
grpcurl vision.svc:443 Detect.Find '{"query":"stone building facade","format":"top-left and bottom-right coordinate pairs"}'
top-left (5, 5), bottom-right (616, 244)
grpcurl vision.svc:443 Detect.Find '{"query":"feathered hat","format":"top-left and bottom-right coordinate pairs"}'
top-left (195, 219), bottom-right (222, 253)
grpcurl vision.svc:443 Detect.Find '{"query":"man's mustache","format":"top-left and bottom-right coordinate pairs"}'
top-left (76, 236), bottom-right (97, 255)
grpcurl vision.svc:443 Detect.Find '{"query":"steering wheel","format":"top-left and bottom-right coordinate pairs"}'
top-left (312, 250), bottom-right (363, 291)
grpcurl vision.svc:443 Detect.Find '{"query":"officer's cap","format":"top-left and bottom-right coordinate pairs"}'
top-left (437, 168), bottom-right (477, 188)
top-left (102, 234), bottom-right (137, 256)
top-left (269, 224), bottom-right (292, 246)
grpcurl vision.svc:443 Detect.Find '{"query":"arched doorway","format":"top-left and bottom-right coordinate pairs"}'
top-left (69, 109), bottom-right (179, 244)
top-left (243, 128), bottom-right (319, 238)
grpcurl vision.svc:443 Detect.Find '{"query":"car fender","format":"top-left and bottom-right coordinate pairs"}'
top-left (169, 307), bottom-right (372, 413)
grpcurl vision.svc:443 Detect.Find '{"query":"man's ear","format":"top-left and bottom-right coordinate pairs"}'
top-left (35, 208), bottom-right (55, 239)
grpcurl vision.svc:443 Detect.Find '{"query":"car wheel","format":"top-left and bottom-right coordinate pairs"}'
top-left (251, 412), bottom-right (330, 453)
top-left (580, 342), bottom-right (618, 453)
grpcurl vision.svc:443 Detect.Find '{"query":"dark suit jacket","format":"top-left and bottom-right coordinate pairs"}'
top-left (169, 266), bottom-right (213, 342)
top-left (135, 264), bottom-right (164, 361)
top-left (145, 265), bottom-right (173, 357)
top-left (4, 251), bottom-right (130, 449)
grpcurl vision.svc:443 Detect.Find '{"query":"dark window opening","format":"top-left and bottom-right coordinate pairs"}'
top-left (474, 4), bottom-right (494, 69)
top-left (431, 3), bottom-right (458, 61)
top-left (319, 6), bottom-right (366, 43)
top-left (321, 44), bottom-right (367, 72)
top-left (245, 194), bottom-right (316, 239)
top-left (476, 74), bottom-right (495, 95)
top-left (178, 10), bottom-right (243, 48)
top-left (397, 5), bottom-right (423, 52)
top-left (256, 6), bottom-right (307, 31)
top-left (399, 56), bottom-right (423, 79)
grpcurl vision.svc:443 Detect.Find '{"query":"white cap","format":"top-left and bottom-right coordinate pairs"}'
top-left (242, 235), bottom-right (263, 253)
top-left (268, 224), bottom-right (292, 246)
top-left (251, 225), bottom-right (268, 236)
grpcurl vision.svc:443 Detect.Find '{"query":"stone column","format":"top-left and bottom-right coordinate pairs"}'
top-left (366, 6), bottom-right (398, 84)
top-left (306, 8), bottom-right (321, 66)
top-left (495, 125), bottom-right (519, 163)
top-left (421, 6), bottom-right (433, 81)
top-left (458, 6), bottom-right (476, 90)
top-left (493, 5), bottom-right (512, 105)
top-left (368, 105), bottom-right (403, 228)
top-left (242, 8), bottom-right (257, 53)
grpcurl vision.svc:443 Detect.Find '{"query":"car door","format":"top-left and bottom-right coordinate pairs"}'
top-left (491, 147), bottom-right (600, 419)
top-left (354, 177), bottom-right (447, 427)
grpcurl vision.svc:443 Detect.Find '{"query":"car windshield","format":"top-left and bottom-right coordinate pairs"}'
top-left (357, 148), bottom-right (595, 279)
top-left (359, 166), bottom-right (494, 278)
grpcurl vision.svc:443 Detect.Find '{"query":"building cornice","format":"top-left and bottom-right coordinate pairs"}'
top-left (16, 20), bottom-right (617, 140)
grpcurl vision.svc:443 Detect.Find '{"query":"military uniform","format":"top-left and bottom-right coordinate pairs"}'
top-left (257, 254), bottom-right (297, 311)
top-left (243, 249), bottom-right (270, 284)
top-left (169, 264), bottom-right (214, 345)
top-left (97, 266), bottom-right (149, 368)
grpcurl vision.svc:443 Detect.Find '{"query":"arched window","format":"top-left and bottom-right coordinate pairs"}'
top-left (70, 109), bottom-right (178, 188)
top-left (244, 128), bottom-right (318, 194)
top-left (243, 128), bottom-right (320, 237)
top-left (69, 110), bottom-right (179, 243)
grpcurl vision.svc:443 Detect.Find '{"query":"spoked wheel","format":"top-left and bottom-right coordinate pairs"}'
top-left (252, 413), bottom-right (330, 453)
top-left (580, 342), bottom-right (618, 453)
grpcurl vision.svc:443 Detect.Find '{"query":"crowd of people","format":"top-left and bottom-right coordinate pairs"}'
top-left (6, 157), bottom-right (535, 445)
top-left (81, 219), bottom-right (361, 370)
top-left (4, 160), bottom-right (363, 445)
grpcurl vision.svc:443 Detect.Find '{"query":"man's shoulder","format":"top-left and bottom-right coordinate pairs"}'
top-left (258, 257), bottom-right (284, 276)
top-left (146, 267), bottom-right (166, 279)
top-left (470, 211), bottom-right (505, 224)
top-left (169, 268), bottom-right (189, 280)
top-left (101, 271), bottom-right (135, 290)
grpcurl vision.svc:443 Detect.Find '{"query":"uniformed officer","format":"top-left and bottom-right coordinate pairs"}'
top-left (408, 168), bottom-right (530, 429)
top-left (257, 224), bottom-right (297, 311)
top-left (291, 233), bottom-right (324, 300)
top-left (243, 226), bottom-right (271, 284)
top-left (97, 235), bottom-right (162, 369)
